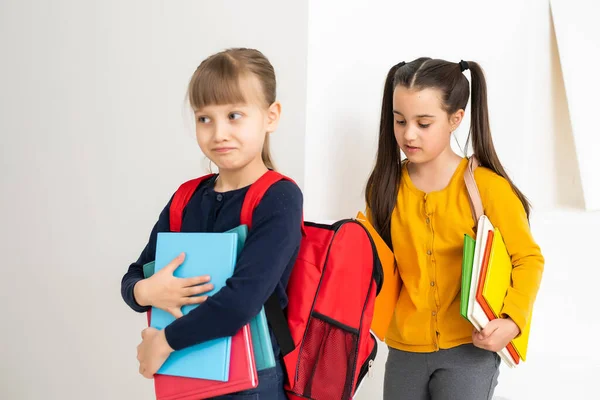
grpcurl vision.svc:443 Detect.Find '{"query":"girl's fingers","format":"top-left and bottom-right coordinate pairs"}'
top-left (181, 275), bottom-right (211, 287)
top-left (185, 295), bottom-right (208, 305)
top-left (168, 307), bottom-right (184, 319)
top-left (164, 253), bottom-right (186, 273)
top-left (183, 284), bottom-right (214, 297)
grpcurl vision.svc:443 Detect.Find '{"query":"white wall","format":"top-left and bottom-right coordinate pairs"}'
top-left (304, 0), bottom-right (572, 220)
top-left (304, 1), bottom-right (600, 399)
top-left (549, 0), bottom-right (600, 211)
top-left (0, 1), bottom-right (307, 399)
top-left (1, 1), bottom-right (598, 399)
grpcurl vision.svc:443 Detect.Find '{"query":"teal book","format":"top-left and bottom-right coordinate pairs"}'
top-left (460, 234), bottom-right (476, 320)
top-left (227, 225), bottom-right (276, 371)
top-left (142, 260), bottom-right (155, 280)
top-left (151, 232), bottom-right (238, 381)
top-left (249, 309), bottom-right (275, 371)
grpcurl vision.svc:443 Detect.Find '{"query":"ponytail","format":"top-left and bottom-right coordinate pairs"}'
top-left (262, 134), bottom-right (276, 171)
top-left (465, 61), bottom-right (531, 218)
top-left (365, 61), bottom-right (405, 247)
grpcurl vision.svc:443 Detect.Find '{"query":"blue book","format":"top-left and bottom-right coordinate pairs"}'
top-left (226, 225), bottom-right (276, 371)
top-left (151, 232), bottom-right (238, 381)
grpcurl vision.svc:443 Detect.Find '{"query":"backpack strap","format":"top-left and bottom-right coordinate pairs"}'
top-left (240, 170), bottom-right (305, 233)
top-left (169, 174), bottom-right (216, 232)
top-left (239, 170), bottom-right (303, 357)
top-left (240, 170), bottom-right (286, 228)
top-left (265, 293), bottom-right (295, 356)
top-left (463, 155), bottom-right (484, 230)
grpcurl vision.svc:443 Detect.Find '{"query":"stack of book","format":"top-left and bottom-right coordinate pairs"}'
top-left (143, 225), bottom-right (274, 399)
top-left (461, 215), bottom-right (532, 368)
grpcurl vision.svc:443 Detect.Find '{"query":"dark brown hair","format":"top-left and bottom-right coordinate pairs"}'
top-left (188, 48), bottom-right (276, 170)
top-left (365, 58), bottom-right (530, 247)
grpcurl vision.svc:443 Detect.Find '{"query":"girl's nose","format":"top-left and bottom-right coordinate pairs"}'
top-left (404, 126), bottom-right (418, 141)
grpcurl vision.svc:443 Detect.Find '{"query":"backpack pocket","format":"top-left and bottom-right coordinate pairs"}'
top-left (294, 312), bottom-right (359, 400)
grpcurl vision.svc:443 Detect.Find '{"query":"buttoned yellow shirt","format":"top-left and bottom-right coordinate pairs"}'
top-left (380, 158), bottom-right (544, 352)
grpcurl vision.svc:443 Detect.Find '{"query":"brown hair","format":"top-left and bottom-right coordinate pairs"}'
top-left (365, 58), bottom-right (530, 247)
top-left (188, 48), bottom-right (276, 170)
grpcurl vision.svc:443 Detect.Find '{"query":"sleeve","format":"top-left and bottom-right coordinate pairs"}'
top-left (478, 171), bottom-right (545, 336)
top-left (120, 197), bottom-right (172, 313)
top-left (164, 181), bottom-right (303, 351)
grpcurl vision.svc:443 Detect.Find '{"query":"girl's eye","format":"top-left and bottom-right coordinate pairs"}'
top-left (229, 112), bottom-right (242, 120)
top-left (197, 116), bottom-right (211, 123)
top-left (395, 120), bottom-right (406, 126)
top-left (419, 123), bottom-right (431, 128)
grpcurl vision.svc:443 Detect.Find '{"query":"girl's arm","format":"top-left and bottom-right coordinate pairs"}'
top-left (478, 171), bottom-right (545, 336)
top-left (163, 181), bottom-right (303, 351)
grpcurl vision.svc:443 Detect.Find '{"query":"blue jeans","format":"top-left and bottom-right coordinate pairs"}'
top-left (210, 357), bottom-right (287, 400)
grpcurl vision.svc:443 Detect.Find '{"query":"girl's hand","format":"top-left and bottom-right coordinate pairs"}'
top-left (472, 317), bottom-right (520, 353)
top-left (137, 327), bottom-right (173, 379)
top-left (134, 253), bottom-right (214, 318)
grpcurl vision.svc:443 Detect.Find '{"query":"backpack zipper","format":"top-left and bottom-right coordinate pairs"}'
top-left (357, 333), bottom-right (378, 385)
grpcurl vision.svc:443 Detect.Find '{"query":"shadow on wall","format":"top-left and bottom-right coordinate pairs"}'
top-left (550, 10), bottom-right (585, 210)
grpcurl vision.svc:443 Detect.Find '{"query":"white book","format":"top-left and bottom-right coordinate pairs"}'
top-left (471, 216), bottom-right (495, 330)
top-left (468, 215), bottom-right (492, 330)
top-left (467, 215), bottom-right (517, 368)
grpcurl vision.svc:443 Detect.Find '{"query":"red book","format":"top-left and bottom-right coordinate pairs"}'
top-left (146, 311), bottom-right (258, 399)
top-left (476, 230), bottom-right (520, 365)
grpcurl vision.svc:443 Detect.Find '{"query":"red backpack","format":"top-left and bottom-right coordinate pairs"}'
top-left (168, 170), bottom-right (383, 400)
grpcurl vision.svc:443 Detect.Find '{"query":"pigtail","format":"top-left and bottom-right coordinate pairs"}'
top-left (466, 61), bottom-right (531, 218)
top-left (365, 62), bottom-right (405, 248)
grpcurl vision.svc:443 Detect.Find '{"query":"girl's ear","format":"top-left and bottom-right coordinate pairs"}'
top-left (450, 109), bottom-right (465, 132)
top-left (266, 101), bottom-right (281, 134)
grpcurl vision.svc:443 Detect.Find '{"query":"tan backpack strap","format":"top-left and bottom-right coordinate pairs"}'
top-left (464, 156), bottom-right (484, 227)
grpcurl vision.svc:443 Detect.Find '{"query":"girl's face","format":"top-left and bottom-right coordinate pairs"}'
top-left (392, 86), bottom-right (463, 164)
top-left (194, 75), bottom-right (280, 172)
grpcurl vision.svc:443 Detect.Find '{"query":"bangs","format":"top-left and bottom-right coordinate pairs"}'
top-left (188, 54), bottom-right (247, 110)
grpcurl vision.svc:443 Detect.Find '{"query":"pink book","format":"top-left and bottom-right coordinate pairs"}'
top-left (152, 322), bottom-right (258, 400)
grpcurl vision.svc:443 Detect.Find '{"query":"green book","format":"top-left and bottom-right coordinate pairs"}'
top-left (460, 234), bottom-right (476, 320)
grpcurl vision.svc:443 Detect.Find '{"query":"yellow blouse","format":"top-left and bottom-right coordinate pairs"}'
top-left (383, 157), bottom-right (544, 352)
